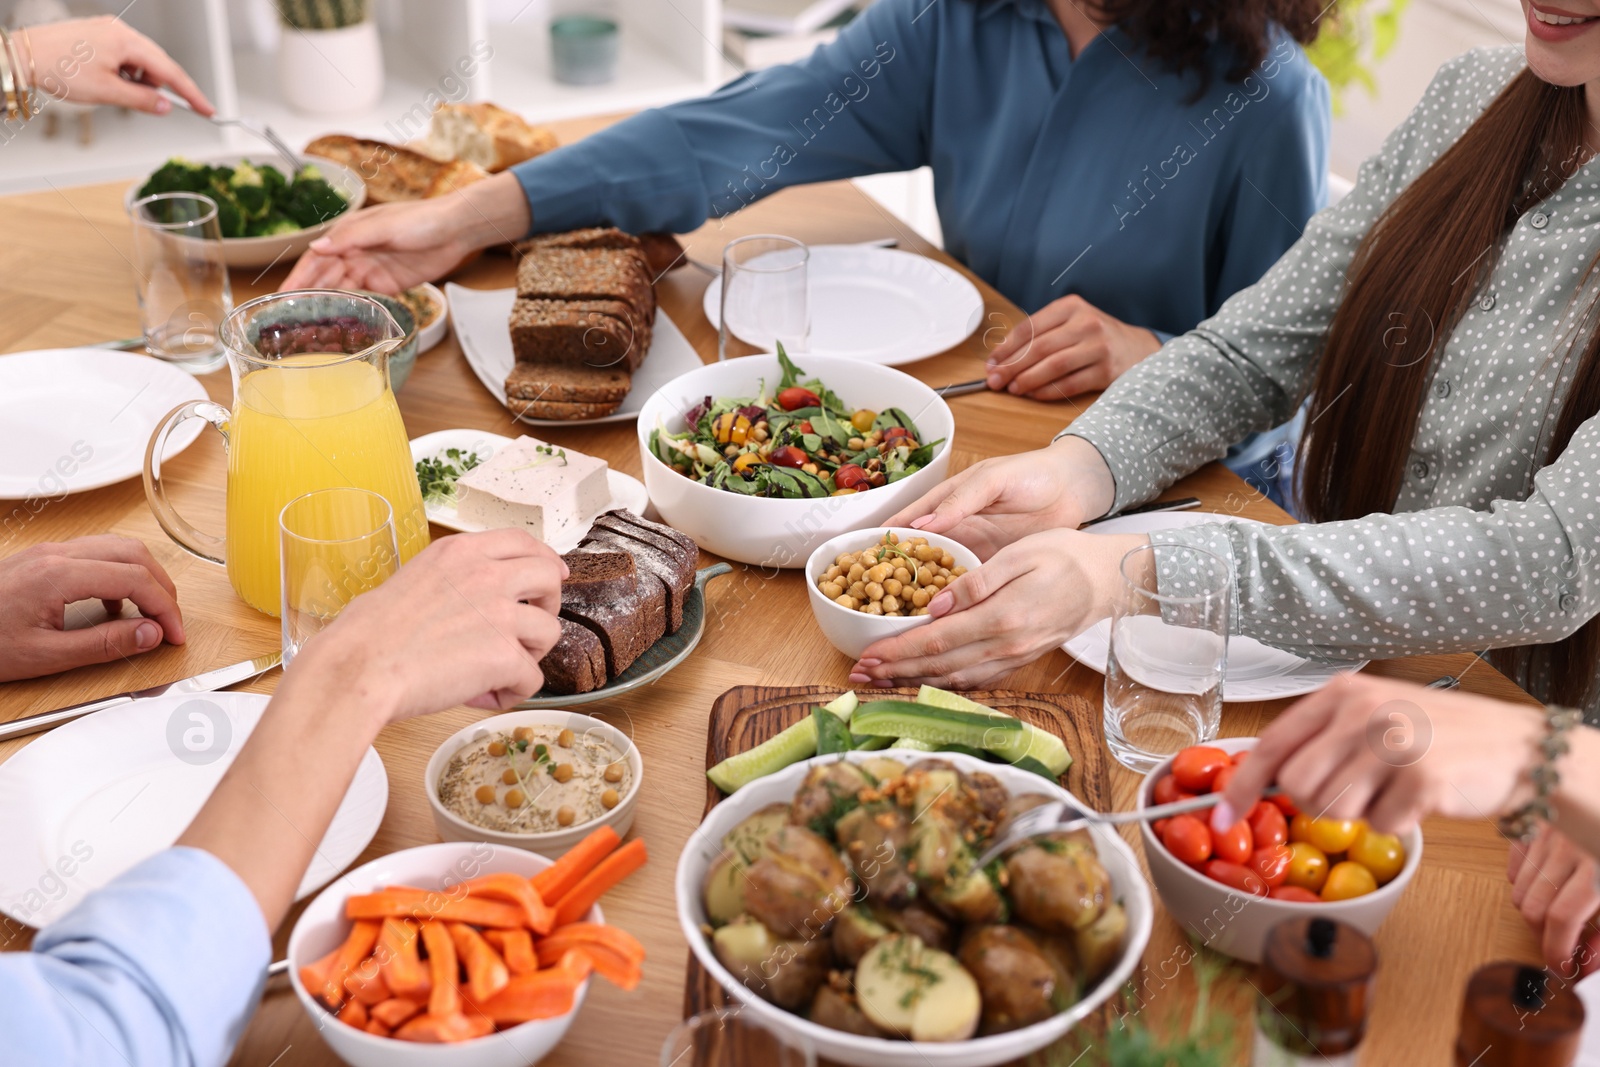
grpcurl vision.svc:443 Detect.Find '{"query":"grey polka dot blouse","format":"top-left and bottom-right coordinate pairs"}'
top-left (1063, 47), bottom-right (1599, 707)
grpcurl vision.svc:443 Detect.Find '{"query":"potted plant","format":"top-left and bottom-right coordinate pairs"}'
top-left (276, 0), bottom-right (384, 117)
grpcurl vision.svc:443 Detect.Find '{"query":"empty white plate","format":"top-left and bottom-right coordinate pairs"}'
top-left (703, 245), bottom-right (984, 366)
top-left (0, 691), bottom-right (387, 929)
top-left (410, 429), bottom-right (650, 551)
top-left (0, 348), bottom-right (209, 499)
top-left (1065, 511), bottom-right (1363, 702)
top-left (446, 284), bottom-right (706, 427)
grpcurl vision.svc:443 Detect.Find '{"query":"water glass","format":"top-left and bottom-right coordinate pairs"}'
top-left (660, 1007), bottom-right (814, 1067)
top-left (129, 192), bottom-right (233, 374)
top-left (279, 487), bottom-right (399, 666)
top-left (719, 234), bottom-right (809, 361)
top-left (1103, 543), bottom-right (1231, 772)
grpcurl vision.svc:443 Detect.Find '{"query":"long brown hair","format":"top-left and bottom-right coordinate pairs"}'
top-left (1096, 0), bottom-right (1326, 89)
top-left (1297, 69), bottom-right (1600, 707)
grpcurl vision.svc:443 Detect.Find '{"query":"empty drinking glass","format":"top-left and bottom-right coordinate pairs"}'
top-left (719, 234), bottom-right (809, 361)
top-left (1103, 543), bottom-right (1231, 772)
top-left (660, 1007), bottom-right (814, 1067)
top-left (129, 191), bottom-right (233, 374)
top-left (279, 487), bottom-right (399, 666)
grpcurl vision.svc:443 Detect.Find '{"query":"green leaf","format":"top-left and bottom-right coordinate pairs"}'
top-left (813, 706), bottom-right (854, 755)
top-left (775, 342), bottom-right (806, 390)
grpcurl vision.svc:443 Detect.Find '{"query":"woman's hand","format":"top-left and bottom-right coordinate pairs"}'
top-left (283, 172), bottom-right (532, 294)
top-left (288, 528), bottom-right (568, 718)
top-left (984, 295), bottom-right (1162, 400)
top-left (1217, 674), bottom-right (1546, 835)
top-left (885, 435), bottom-right (1116, 559)
top-left (0, 536), bottom-right (185, 682)
top-left (847, 529), bottom-right (1147, 690)
top-left (21, 16), bottom-right (212, 114)
top-left (1509, 826), bottom-right (1600, 975)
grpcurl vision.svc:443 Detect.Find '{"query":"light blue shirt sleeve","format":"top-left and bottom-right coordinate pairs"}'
top-left (1, 846), bottom-right (271, 1067)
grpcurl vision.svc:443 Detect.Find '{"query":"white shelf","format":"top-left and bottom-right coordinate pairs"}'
top-left (0, 111), bottom-right (228, 195)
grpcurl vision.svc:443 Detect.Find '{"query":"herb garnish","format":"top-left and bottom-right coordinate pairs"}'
top-left (415, 447), bottom-right (482, 506)
top-left (508, 443), bottom-right (568, 471)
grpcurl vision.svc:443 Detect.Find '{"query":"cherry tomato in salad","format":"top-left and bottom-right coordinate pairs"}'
top-left (1151, 774), bottom-right (1193, 806)
top-left (1268, 794), bottom-right (1300, 819)
top-left (1285, 841), bottom-right (1330, 893)
top-left (1202, 859), bottom-right (1268, 897)
top-left (1231, 749), bottom-right (1250, 765)
top-left (1247, 801), bottom-right (1289, 851)
top-left (1151, 817), bottom-right (1172, 838)
top-left (1321, 861), bottom-right (1378, 901)
top-left (850, 409), bottom-right (877, 432)
top-left (1348, 827), bottom-right (1406, 885)
top-left (777, 386), bottom-right (821, 411)
top-left (1212, 819), bottom-right (1254, 865)
top-left (1212, 763), bottom-right (1239, 795)
top-left (1161, 814), bottom-right (1213, 866)
top-left (833, 464), bottom-right (870, 492)
top-left (1295, 816), bottom-right (1362, 855)
top-left (1269, 885), bottom-right (1323, 904)
top-left (1171, 746), bottom-right (1229, 794)
top-left (768, 446), bottom-right (807, 468)
top-left (1249, 844), bottom-right (1293, 888)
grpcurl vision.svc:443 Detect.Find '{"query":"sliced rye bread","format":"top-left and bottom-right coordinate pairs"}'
top-left (538, 618), bottom-right (607, 695)
top-left (505, 361), bottom-right (632, 405)
top-left (599, 510), bottom-right (700, 566)
top-left (519, 227), bottom-right (641, 254)
top-left (507, 396), bottom-right (626, 421)
top-left (581, 526), bottom-right (690, 633)
top-left (558, 549), bottom-right (666, 677)
top-left (515, 247), bottom-right (654, 324)
top-left (508, 298), bottom-right (646, 373)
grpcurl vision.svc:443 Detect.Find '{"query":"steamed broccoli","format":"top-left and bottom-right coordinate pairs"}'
top-left (136, 158), bottom-right (211, 198)
top-left (229, 161), bottom-right (271, 220)
top-left (246, 212), bottom-right (300, 237)
top-left (282, 176), bottom-right (347, 228)
top-left (137, 156), bottom-right (351, 239)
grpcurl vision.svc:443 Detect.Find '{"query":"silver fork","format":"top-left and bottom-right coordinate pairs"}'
top-left (157, 87), bottom-right (301, 175)
top-left (974, 788), bottom-right (1282, 869)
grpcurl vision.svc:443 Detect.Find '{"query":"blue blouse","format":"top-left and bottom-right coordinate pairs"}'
top-left (512, 0), bottom-right (1330, 332)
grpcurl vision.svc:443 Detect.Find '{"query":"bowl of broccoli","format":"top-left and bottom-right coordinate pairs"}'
top-left (126, 153), bottom-right (367, 270)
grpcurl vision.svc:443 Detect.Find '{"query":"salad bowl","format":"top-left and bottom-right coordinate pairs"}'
top-left (637, 354), bottom-right (954, 566)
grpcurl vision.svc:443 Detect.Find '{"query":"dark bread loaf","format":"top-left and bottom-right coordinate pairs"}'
top-left (519, 227), bottom-right (641, 254)
top-left (508, 299), bottom-right (644, 372)
top-left (506, 396), bottom-right (627, 421)
top-left (537, 618), bottom-right (607, 695)
top-left (505, 361), bottom-right (631, 412)
top-left (602, 510), bottom-right (700, 565)
top-left (581, 526), bottom-right (692, 633)
top-left (558, 549), bottom-right (665, 677)
top-left (515, 247), bottom-right (653, 321)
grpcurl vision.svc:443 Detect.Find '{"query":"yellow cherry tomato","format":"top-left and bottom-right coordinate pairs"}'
top-left (1288, 812), bottom-right (1314, 844)
top-left (1348, 827), bottom-right (1406, 885)
top-left (731, 451), bottom-right (765, 475)
top-left (850, 409), bottom-right (878, 433)
top-left (1321, 860), bottom-right (1379, 902)
top-left (1300, 816), bottom-right (1363, 855)
top-left (1285, 841), bottom-right (1330, 893)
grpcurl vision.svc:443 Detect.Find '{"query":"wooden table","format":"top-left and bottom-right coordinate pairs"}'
top-left (0, 114), bottom-right (1543, 1066)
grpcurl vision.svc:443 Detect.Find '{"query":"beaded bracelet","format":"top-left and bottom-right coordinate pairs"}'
top-left (1499, 704), bottom-right (1583, 841)
top-left (0, 28), bottom-right (29, 122)
top-left (0, 29), bottom-right (17, 123)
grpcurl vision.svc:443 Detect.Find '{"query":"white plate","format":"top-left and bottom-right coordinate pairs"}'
top-left (409, 429), bottom-right (650, 552)
top-left (1065, 511), bottom-right (1364, 701)
top-left (0, 691), bottom-right (386, 929)
top-left (703, 245), bottom-right (984, 366)
top-left (446, 283), bottom-right (705, 426)
top-left (0, 349), bottom-right (209, 499)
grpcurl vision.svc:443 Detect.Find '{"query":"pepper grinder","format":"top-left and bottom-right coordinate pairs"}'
top-left (1455, 963), bottom-right (1585, 1066)
top-left (1252, 917), bottom-right (1376, 1066)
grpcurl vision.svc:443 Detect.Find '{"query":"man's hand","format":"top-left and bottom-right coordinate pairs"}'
top-left (985, 294), bottom-right (1162, 400)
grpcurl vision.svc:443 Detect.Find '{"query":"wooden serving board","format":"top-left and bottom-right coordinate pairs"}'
top-left (683, 684), bottom-right (1113, 1045)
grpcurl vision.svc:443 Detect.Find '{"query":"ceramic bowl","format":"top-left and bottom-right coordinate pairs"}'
top-left (288, 842), bottom-right (597, 1067)
top-left (360, 291), bottom-right (421, 391)
top-left (405, 283), bottom-right (450, 353)
top-left (1137, 736), bottom-right (1422, 964)
top-left (426, 710), bottom-right (643, 856)
top-left (635, 354), bottom-right (954, 567)
top-left (804, 526), bottom-right (981, 659)
top-left (676, 751), bottom-right (1153, 1067)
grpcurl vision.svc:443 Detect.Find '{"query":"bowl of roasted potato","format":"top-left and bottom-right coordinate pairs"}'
top-left (675, 750), bottom-right (1153, 1067)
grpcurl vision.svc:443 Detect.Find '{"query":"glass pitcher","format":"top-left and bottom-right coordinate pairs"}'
top-left (144, 289), bottom-right (429, 616)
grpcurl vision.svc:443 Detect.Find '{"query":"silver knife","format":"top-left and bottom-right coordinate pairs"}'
top-left (936, 378), bottom-right (989, 398)
top-left (0, 651), bottom-right (282, 742)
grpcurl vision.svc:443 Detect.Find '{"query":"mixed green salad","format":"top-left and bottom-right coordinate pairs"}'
top-left (137, 157), bottom-right (349, 238)
top-left (649, 346), bottom-right (944, 500)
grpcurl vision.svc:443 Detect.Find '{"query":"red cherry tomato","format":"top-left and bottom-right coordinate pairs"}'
top-left (797, 420), bottom-right (814, 434)
top-left (1212, 763), bottom-right (1239, 795)
top-left (1161, 814), bottom-right (1213, 866)
top-left (768, 446), bottom-right (807, 468)
top-left (1248, 801), bottom-right (1289, 851)
top-left (777, 386), bottom-right (821, 411)
top-left (1268, 793), bottom-right (1300, 819)
top-left (1250, 844), bottom-right (1293, 888)
top-left (1171, 746), bottom-right (1230, 794)
top-left (833, 464), bottom-right (869, 492)
top-left (1202, 859), bottom-right (1268, 897)
top-left (1151, 774), bottom-right (1193, 807)
top-left (882, 426), bottom-right (914, 444)
top-left (1151, 817), bottom-right (1172, 839)
top-left (1213, 818), bottom-right (1254, 865)
top-left (1232, 749), bottom-right (1250, 765)
top-left (1269, 885), bottom-right (1323, 904)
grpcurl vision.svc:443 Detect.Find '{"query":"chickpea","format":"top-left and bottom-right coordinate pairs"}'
top-left (820, 580), bottom-right (843, 599)
top-left (915, 545), bottom-right (936, 562)
top-left (552, 763), bottom-right (574, 783)
top-left (487, 740), bottom-right (507, 757)
top-left (557, 728), bottom-right (575, 748)
top-left (831, 487), bottom-right (858, 496)
top-left (882, 594), bottom-right (901, 613)
top-left (885, 530), bottom-right (900, 544)
top-left (951, 565), bottom-right (968, 577)
top-left (883, 578), bottom-right (903, 597)
top-left (847, 562), bottom-right (866, 583)
top-left (724, 443), bottom-right (739, 457)
top-left (911, 536), bottom-right (928, 547)
top-left (604, 762), bottom-right (625, 783)
top-left (864, 600), bottom-right (884, 616)
top-left (912, 588), bottom-right (932, 608)
top-left (505, 788), bottom-right (526, 808)
top-left (802, 462), bottom-right (819, 475)
top-left (501, 768), bottom-right (519, 785)
top-left (836, 551), bottom-right (856, 567)
top-left (917, 566), bottom-right (936, 586)
top-left (475, 785), bottom-right (497, 805)
top-left (848, 581), bottom-right (867, 599)
top-left (751, 425), bottom-right (769, 442)
top-left (940, 553), bottom-right (956, 569)
top-left (835, 594), bottom-right (857, 609)
top-left (513, 726), bottom-right (534, 742)
top-left (601, 788), bottom-right (620, 809)
top-left (869, 563), bottom-right (892, 584)
top-left (864, 581), bottom-right (885, 602)
top-left (932, 574), bottom-right (948, 587)
top-left (557, 806), bottom-right (576, 827)
top-left (847, 436), bottom-right (865, 450)
top-left (893, 566), bottom-right (912, 584)
top-left (824, 564), bottom-right (842, 581)
top-left (912, 606), bottom-right (929, 616)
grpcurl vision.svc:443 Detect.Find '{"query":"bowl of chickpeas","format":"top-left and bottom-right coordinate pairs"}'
top-left (426, 710), bottom-right (643, 857)
top-left (805, 528), bottom-right (982, 659)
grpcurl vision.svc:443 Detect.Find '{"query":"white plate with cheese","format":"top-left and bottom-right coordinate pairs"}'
top-left (410, 429), bottom-right (649, 552)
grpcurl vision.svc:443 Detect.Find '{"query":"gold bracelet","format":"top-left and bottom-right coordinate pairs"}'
top-left (1, 28), bottom-right (27, 121)
top-left (0, 29), bottom-right (17, 123)
top-left (17, 26), bottom-right (35, 116)
top-left (1499, 704), bottom-right (1583, 841)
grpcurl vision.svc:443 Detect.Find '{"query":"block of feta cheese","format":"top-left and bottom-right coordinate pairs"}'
top-left (454, 436), bottom-right (610, 543)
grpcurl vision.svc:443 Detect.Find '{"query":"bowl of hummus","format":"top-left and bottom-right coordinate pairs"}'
top-left (427, 710), bottom-right (642, 856)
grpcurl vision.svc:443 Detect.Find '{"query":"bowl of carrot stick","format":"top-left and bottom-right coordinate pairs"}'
top-left (289, 829), bottom-right (649, 1065)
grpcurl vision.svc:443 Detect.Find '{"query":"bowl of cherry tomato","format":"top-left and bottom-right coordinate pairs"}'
top-left (1137, 737), bottom-right (1421, 964)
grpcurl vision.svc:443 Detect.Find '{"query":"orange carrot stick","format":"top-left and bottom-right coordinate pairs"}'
top-left (376, 917), bottom-right (431, 999)
top-left (484, 929), bottom-right (538, 976)
top-left (318, 920), bottom-right (381, 1009)
top-left (473, 951), bottom-right (592, 1025)
top-left (394, 1012), bottom-right (492, 1043)
top-left (552, 838), bottom-right (647, 926)
top-left (531, 826), bottom-right (621, 903)
top-left (346, 890), bottom-right (526, 929)
top-left (297, 946), bottom-right (340, 1004)
top-left (419, 922), bottom-right (460, 1018)
top-left (460, 872), bottom-right (554, 934)
top-left (535, 940), bottom-right (642, 992)
top-left (448, 922), bottom-right (510, 1003)
top-left (344, 954), bottom-right (391, 1005)
top-left (336, 997), bottom-right (369, 1029)
top-left (537, 922), bottom-right (645, 966)
top-left (369, 997), bottom-right (426, 1029)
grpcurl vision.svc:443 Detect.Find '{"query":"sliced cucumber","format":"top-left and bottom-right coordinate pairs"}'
top-left (850, 734), bottom-right (894, 752)
top-left (850, 699), bottom-right (1022, 750)
top-left (814, 705), bottom-right (854, 756)
top-left (706, 690), bottom-right (859, 793)
top-left (891, 737), bottom-right (938, 752)
top-left (916, 685), bottom-right (1073, 778)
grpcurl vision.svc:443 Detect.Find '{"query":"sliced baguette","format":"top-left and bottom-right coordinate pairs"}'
top-left (304, 135), bottom-right (489, 204)
top-left (427, 102), bottom-right (558, 172)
